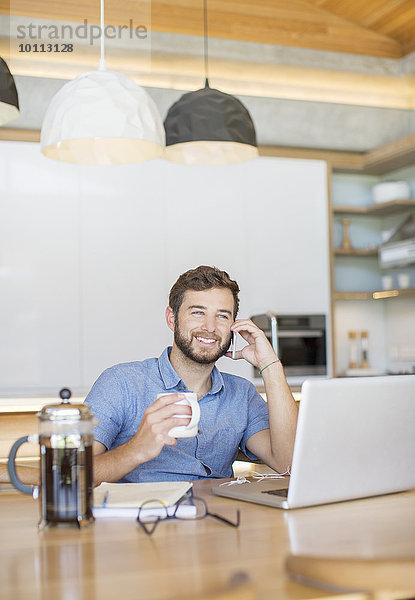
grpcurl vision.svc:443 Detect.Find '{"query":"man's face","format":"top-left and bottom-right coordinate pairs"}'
top-left (173, 288), bottom-right (234, 365)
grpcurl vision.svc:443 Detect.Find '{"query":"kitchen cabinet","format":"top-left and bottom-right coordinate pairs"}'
top-left (0, 142), bottom-right (331, 394)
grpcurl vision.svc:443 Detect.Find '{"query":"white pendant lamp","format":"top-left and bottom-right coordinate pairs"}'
top-left (0, 57), bottom-right (20, 126)
top-left (163, 0), bottom-right (258, 166)
top-left (41, 0), bottom-right (164, 165)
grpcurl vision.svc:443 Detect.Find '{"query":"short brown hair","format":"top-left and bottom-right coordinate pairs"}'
top-left (169, 266), bottom-right (240, 319)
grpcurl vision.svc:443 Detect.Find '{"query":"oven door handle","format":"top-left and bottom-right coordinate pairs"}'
top-left (278, 330), bottom-right (323, 338)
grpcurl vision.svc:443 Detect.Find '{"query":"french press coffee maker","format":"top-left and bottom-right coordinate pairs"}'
top-left (8, 388), bottom-right (95, 528)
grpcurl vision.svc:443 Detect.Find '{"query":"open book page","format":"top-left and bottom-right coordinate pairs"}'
top-left (93, 481), bottom-right (194, 518)
top-left (94, 481), bottom-right (193, 508)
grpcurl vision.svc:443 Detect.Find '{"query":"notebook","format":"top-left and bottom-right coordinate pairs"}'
top-left (93, 480), bottom-right (194, 518)
top-left (212, 375), bottom-right (415, 509)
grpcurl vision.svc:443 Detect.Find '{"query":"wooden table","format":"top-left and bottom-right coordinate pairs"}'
top-left (1, 479), bottom-right (415, 600)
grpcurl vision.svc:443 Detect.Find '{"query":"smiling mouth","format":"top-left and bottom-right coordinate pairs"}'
top-left (194, 336), bottom-right (218, 346)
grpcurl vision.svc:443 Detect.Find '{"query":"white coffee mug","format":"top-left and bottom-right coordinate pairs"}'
top-left (156, 392), bottom-right (200, 438)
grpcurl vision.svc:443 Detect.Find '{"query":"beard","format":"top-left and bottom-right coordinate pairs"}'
top-left (174, 321), bottom-right (232, 365)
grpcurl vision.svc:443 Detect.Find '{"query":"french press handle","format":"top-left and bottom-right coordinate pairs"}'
top-left (7, 434), bottom-right (39, 496)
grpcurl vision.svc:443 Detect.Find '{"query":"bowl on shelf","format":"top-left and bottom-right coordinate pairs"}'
top-left (372, 181), bottom-right (410, 204)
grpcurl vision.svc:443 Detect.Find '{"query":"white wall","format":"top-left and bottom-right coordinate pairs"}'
top-left (334, 300), bottom-right (387, 374)
top-left (0, 142), bottom-right (330, 394)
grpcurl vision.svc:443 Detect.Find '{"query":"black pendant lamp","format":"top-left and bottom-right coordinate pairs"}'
top-left (0, 57), bottom-right (19, 126)
top-left (163, 0), bottom-right (258, 165)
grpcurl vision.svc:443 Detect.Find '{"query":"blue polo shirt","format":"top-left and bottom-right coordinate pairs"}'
top-left (85, 347), bottom-right (270, 482)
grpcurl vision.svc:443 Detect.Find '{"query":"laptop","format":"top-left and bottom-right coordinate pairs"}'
top-left (212, 375), bottom-right (415, 509)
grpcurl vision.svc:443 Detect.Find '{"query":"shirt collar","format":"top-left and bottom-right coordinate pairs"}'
top-left (158, 347), bottom-right (181, 389)
top-left (158, 346), bottom-right (224, 395)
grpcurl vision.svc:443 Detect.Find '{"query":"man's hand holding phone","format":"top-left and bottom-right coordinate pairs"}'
top-left (226, 319), bottom-right (279, 372)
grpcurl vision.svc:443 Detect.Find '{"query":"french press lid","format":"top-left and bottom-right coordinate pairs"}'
top-left (38, 388), bottom-right (93, 422)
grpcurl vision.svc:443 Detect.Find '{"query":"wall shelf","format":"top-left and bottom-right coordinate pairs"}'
top-left (334, 247), bottom-right (378, 256)
top-left (333, 198), bottom-right (415, 216)
top-left (334, 288), bottom-right (415, 300)
top-left (332, 196), bottom-right (415, 301)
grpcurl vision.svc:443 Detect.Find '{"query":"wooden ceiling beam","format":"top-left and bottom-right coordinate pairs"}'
top-left (306, 0), bottom-right (415, 51)
top-left (0, 0), bottom-right (406, 58)
top-left (403, 38), bottom-right (415, 56)
top-left (361, 3), bottom-right (415, 38)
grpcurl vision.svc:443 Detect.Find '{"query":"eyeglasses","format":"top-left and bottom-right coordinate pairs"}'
top-left (136, 494), bottom-right (240, 536)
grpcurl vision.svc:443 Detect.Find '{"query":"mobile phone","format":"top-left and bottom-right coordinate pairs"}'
top-left (232, 332), bottom-right (237, 359)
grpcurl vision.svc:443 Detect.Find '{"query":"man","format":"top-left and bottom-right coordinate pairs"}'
top-left (86, 266), bottom-right (298, 485)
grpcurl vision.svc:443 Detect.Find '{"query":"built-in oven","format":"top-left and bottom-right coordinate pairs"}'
top-left (251, 313), bottom-right (327, 379)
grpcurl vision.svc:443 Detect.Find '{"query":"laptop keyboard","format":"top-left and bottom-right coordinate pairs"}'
top-left (261, 488), bottom-right (289, 498)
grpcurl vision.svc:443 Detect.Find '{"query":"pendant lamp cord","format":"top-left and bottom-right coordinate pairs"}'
top-left (99, 0), bottom-right (106, 70)
top-left (204, 0), bottom-right (209, 87)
